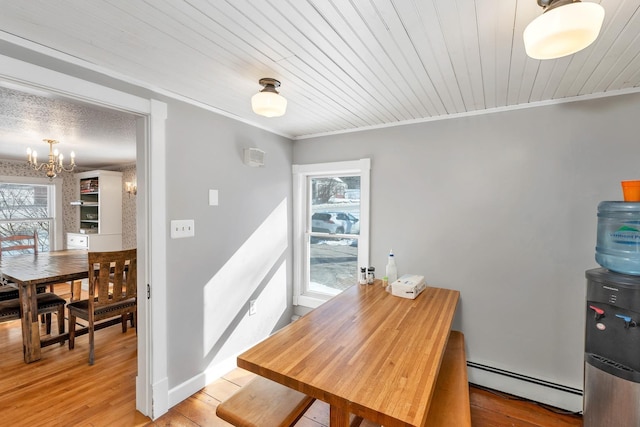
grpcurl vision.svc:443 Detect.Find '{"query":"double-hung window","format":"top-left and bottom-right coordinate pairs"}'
top-left (0, 176), bottom-right (63, 252)
top-left (293, 159), bottom-right (370, 308)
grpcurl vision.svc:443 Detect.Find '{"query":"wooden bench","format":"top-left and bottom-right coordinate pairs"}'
top-left (216, 375), bottom-right (315, 427)
top-left (217, 331), bottom-right (470, 427)
top-left (424, 330), bottom-right (471, 426)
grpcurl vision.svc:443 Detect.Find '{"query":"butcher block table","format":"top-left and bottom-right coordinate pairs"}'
top-left (0, 250), bottom-right (88, 363)
top-left (238, 282), bottom-right (460, 427)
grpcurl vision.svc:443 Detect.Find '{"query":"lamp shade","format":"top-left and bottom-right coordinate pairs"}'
top-left (251, 90), bottom-right (287, 117)
top-left (523, 1), bottom-right (605, 60)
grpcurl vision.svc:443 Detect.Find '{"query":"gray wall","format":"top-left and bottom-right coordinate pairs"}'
top-left (164, 99), bottom-right (294, 387)
top-left (293, 92), bottom-right (640, 392)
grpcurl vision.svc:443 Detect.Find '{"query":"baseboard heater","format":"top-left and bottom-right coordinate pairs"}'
top-left (467, 361), bottom-right (583, 412)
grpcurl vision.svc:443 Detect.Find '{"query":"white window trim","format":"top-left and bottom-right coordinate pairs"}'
top-left (292, 158), bottom-right (370, 308)
top-left (0, 175), bottom-right (63, 250)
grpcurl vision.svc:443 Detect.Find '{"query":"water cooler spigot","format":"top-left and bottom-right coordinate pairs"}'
top-left (589, 305), bottom-right (605, 321)
top-left (615, 314), bottom-right (637, 329)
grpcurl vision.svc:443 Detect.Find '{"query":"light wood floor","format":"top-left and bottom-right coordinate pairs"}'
top-left (0, 287), bottom-right (150, 426)
top-left (152, 368), bottom-right (583, 427)
top-left (0, 290), bottom-right (583, 426)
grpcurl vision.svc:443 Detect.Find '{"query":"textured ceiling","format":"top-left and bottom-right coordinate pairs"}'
top-left (0, 84), bottom-right (137, 168)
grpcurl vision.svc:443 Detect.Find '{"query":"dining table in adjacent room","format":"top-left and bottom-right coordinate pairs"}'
top-left (0, 249), bottom-right (88, 363)
top-left (237, 281), bottom-right (460, 427)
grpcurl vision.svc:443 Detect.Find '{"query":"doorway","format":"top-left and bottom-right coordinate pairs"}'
top-left (0, 53), bottom-right (169, 418)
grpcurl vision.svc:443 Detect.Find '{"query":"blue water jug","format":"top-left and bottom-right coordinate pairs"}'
top-left (596, 201), bottom-right (640, 275)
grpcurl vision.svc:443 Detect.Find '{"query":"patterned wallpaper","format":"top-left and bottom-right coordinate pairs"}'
top-left (118, 163), bottom-right (137, 249)
top-left (0, 159), bottom-right (137, 250)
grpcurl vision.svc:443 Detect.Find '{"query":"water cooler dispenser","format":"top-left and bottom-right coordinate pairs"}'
top-left (584, 201), bottom-right (640, 426)
top-left (584, 269), bottom-right (640, 426)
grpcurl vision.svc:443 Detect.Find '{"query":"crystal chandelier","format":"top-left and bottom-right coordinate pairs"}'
top-left (27, 139), bottom-right (76, 179)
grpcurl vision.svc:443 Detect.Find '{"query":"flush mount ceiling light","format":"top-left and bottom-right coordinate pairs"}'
top-left (523, 0), bottom-right (605, 60)
top-left (251, 78), bottom-right (287, 117)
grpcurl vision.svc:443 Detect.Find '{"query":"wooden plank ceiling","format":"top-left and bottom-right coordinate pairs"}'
top-left (0, 0), bottom-right (638, 140)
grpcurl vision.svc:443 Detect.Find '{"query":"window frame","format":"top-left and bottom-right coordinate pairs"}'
top-left (0, 175), bottom-right (64, 251)
top-left (292, 158), bottom-right (370, 308)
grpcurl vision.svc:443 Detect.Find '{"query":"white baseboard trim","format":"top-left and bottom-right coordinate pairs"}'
top-left (151, 377), bottom-right (169, 420)
top-left (467, 362), bottom-right (583, 414)
top-left (167, 356), bottom-right (238, 409)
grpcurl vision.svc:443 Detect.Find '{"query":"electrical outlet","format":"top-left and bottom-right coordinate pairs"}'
top-left (249, 300), bottom-right (257, 316)
top-left (170, 219), bottom-right (195, 238)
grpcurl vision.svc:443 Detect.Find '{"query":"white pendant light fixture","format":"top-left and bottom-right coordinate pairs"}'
top-left (524, 0), bottom-right (605, 60)
top-left (251, 78), bottom-right (287, 117)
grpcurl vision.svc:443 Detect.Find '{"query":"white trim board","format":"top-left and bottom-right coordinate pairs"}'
top-left (168, 356), bottom-right (238, 408)
top-left (293, 86), bottom-right (640, 140)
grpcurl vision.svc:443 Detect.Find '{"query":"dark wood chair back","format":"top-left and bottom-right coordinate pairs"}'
top-left (67, 248), bottom-right (137, 365)
top-left (0, 231), bottom-right (38, 257)
top-left (89, 248), bottom-right (137, 306)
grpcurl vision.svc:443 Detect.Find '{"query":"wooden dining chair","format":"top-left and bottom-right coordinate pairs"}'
top-left (0, 232), bottom-right (39, 301)
top-left (0, 231), bottom-right (38, 257)
top-left (0, 277), bottom-right (20, 301)
top-left (0, 292), bottom-right (66, 338)
top-left (67, 248), bottom-right (137, 365)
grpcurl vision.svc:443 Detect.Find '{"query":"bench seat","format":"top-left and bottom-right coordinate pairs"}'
top-left (424, 330), bottom-right (471, 426)
top-left (216, 375), bottom-right (315, 427)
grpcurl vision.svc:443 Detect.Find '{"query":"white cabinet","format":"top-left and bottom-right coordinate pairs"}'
top-left (67, 170), bottom-right (122, 251)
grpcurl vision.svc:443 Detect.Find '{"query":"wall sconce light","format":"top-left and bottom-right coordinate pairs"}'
top-left (251, 78), bottom-right (287, 117)
top-left (125, 181), bottom-right (137, 197)
top-left (523, 0), bottom-right (605, 60)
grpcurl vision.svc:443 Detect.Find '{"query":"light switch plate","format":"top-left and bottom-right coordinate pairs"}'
top-left (209, 189), bottom-right (218, 206)
top-left (171, 219), bottom-right (195, 238)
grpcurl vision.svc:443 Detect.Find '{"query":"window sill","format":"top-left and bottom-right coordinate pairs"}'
top-left (294, 294), bottom-right (331, 309)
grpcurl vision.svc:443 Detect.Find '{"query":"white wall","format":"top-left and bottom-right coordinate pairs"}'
top-left (293, 92), bottom-right (640, 410)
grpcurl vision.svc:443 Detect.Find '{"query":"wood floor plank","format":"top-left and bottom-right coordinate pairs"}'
top-left (470, 386), bottom-right (582, 427)
top-left (172, 395), bottom-right (232, 427)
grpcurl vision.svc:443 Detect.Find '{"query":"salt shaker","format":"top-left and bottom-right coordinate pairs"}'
top-left (359, 267), bottom-right (368, 285)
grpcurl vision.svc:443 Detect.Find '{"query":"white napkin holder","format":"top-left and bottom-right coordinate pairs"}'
top-left (391, 274), bottom-right (427, 299)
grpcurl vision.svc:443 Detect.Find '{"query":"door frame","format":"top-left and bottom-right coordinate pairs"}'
top-left (0, 53), bottom-right (169, 418)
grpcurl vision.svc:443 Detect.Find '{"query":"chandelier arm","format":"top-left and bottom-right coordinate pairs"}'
top-left (29, 162), bottom-right (49, 172)
top-left (59, 165), bottom-right (77, 173)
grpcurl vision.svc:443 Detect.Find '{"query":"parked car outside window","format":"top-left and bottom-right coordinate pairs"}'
top-left (311, 212), bottom-right (359, 234)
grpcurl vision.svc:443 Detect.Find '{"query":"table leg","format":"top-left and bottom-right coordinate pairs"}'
top-left (329, 404), bottom-right (351, 427)
top-left (19, 284), bottom-right (41, 363)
